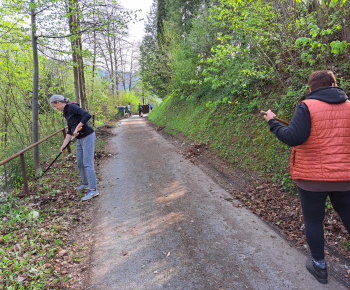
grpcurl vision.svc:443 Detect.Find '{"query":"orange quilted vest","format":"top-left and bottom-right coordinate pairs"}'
top-left (290, 99), bottom-right (350, 181)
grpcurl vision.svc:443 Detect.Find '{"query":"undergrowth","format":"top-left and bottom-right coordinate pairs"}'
top-left (0, 126), bottom-right (109, 289)
top-left (149, 88), bottom-right (297, 192)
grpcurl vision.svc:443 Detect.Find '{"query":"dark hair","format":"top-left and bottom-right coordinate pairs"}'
top-left (308, 70), bottom-right (337, 91)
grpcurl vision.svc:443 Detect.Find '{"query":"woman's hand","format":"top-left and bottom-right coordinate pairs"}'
top-left (61, 142), bottom-right (69, 153)
top-left (73, 123), bottom-right (84, 137)
top-left (61, 134), bottom-right (72, 152)
top-left (264, 109), bottom-right (276, 122)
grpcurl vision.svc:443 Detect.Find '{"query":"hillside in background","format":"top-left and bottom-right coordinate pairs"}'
top-left (141, 0), bottom-right (350, 189)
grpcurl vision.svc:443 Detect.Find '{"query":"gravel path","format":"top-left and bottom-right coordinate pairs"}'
top-left (87, 116), bottom-right (347, 290)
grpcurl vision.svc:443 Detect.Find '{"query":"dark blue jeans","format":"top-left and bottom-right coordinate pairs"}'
top-left (298, 187), bottom-right (350, 261)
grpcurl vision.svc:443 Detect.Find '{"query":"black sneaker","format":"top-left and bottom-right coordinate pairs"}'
top-left (306, 258), bottom-right (328, 284)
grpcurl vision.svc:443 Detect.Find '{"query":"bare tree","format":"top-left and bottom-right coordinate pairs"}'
top-left (30, 0), bottom-right (40, 173)
top-left (67, 0), bottom-right (87, 109)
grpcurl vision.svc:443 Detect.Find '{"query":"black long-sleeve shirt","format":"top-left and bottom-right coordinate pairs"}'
top-left (268, 86), bottom-right (348, 146)
top-left (268, 103), bottom-right (310, 146)
top-left (63, 103), bottom-right (94, 139)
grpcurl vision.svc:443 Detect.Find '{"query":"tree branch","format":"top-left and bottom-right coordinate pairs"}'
top-left (34, 6), bottom-right (51, 16)
top-left (37, 47), bottom-right (71, 64)
top-left (37, 41), bottom-right (71, 54)
top-left (37, 27), bottom-right (91, 39)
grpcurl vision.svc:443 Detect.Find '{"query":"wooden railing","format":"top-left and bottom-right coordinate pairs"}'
top-left (0, 127), bottom-right (70, 195)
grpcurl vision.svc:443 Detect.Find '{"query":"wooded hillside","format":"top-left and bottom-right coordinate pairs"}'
top-left (0, 0), bottom-right (146, 186)
top-left (142, 0), bottom-right (350, 188)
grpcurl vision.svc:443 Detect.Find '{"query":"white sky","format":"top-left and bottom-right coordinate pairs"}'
top-left (119, 0), bottom-right (154, 42)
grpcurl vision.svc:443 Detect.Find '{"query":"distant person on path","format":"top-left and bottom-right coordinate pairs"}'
top-left (49, 95), bottom-right (99, 201)
top-left (263, 70), bottom-right (350, 285)
top-left (127, 103), bottom-right (132, 117)
top-left (149, 104), bottom-right (153, 111)
top-left (138, 103), bottom-right (143, 117)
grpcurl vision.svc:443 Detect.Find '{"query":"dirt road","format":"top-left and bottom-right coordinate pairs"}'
top-left (87, 116), bottom-right (347, 289)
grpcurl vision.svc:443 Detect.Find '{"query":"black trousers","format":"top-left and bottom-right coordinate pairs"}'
top-left (298, 187), bottom-right (350, 260)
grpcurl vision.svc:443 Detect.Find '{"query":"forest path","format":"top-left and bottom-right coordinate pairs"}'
top-left (87, 115), bottom-right (346, 290)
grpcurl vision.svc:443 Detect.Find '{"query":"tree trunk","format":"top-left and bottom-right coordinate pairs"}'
top-left (31, 0), bottom-right (40, 174)
top-left (77, 35), bottom-right (87, 109)
top-left (67, 1), bottom-right (80, 104)
top-left (119, 46), bottom-right (126, 90)
top-left (67, 0), bottom-right (87, 109)
top-left (113, 37), bottom-right (119, 105)
top-left (2, 90), bottom-right (9, 191)
top-left (343, 7), bottom-right (350, 43)
top-left (129, 47), bottom-right (133, 91)
top-left (107, 34), bottom-right (115, 103)
top-left (72, 41), bottom-right (80, 104)
top-left (92, 29), bottom-right (97, 104)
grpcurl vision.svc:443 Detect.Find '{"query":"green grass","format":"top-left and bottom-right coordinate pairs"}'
top-left (0, 192), bottom-right (53, 289)
top-left (0, 144), bottom-right (88, 289)
top-left (149, 92), bottom-right (295, 191)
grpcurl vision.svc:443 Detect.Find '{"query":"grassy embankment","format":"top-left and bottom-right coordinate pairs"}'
top-left (149, 91), bottom-right (350, 263)
top-left (148, 90), bottom-right (303, 192)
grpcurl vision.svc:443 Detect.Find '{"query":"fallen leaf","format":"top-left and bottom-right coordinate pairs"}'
top-left (58, 249), bottom-right (68, 257)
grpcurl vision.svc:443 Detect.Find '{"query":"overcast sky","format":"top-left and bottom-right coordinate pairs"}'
top-left (119, 0), bottom-right (154, 42)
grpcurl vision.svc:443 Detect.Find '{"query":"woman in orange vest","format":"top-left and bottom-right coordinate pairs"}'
top-left (263, 70), bottom-right (350, 285)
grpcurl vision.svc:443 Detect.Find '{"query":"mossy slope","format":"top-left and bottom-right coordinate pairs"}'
top-left (149, 93), bottom-right (294, 191)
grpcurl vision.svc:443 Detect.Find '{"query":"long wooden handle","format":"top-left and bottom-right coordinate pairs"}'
top-left (260, 111), bottom-right (289, 126)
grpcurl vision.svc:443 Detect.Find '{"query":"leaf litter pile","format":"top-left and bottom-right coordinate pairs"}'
top-left (0, 123), bottom-right (115, 289)
top-left (183, 142), bottom-right (208, 162)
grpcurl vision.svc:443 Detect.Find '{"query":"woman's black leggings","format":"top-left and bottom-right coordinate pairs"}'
top-left (298, 187), bottom-right (350, 261)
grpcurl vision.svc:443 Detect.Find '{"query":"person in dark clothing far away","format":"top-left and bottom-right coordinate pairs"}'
top-left (138, 103), bottom-right (143, 117)
top-left (49, 95), bottom-right (99, 201)
top-left (263, 70), bottom-right (350, 285)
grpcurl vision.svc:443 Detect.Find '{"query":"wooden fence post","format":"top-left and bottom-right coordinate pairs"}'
top-left (62, 128), bottom-right (71, 154)
top-left (20, 153), bottom-right (29, 195)
top-left (4, 164), bottom-right (8, 192)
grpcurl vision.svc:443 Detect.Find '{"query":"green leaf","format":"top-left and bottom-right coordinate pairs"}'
top-left (329, 0), bottom-right (338, 7)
